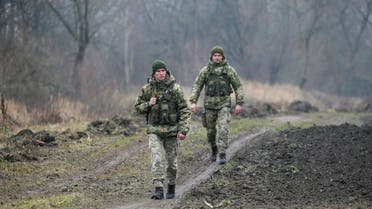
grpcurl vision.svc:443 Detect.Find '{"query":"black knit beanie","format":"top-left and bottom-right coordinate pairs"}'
top-left (152, 60), bottom-right (167, 74)
top-left (210, 46), bottom-right (225, 60)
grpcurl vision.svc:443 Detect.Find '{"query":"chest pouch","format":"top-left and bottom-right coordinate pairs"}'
top-left (206, 72), bottom-right (231, 97)
top-left (151, 90), bottom-right (178, 125)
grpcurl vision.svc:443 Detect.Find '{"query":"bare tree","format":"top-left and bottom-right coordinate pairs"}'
top-left (299, 0), bottom-right (328, 88)
top-left (1, 0), bottom-right (372, 115)
top-left (46, 0), bottom-right (91, 99)
top-left (268, 1), bottom-right (292, 84)
top-left (349, 0), bottom-right (372, 62)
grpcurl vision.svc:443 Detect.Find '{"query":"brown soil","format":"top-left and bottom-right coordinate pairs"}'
top-left (175, 123), bottom-right (372, 209)
top-left (1, 112), bottom-right (372, 209)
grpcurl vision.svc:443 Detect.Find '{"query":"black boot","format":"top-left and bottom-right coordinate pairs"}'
top-left (219, 153), bottom-right (226, 165)
top-left (210, 146), bottom-right (218, 162)
top-left (166, 184), bottom-right (175, 199)
top-left (151, 187), bottom-right (164, 200)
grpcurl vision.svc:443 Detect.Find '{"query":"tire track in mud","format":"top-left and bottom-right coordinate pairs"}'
top-left (112, 128), bottom-right (270, 209)
top-left (25, 140), bottom-right (148, 196)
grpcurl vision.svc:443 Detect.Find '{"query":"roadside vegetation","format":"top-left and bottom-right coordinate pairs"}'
top-left (1, 81), bottom-right (371, 208)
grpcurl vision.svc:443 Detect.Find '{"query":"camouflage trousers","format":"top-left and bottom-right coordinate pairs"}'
top-left (205, 107), bottom-right (231, 153)
top-left (148, 133), bottom-right (178, 188)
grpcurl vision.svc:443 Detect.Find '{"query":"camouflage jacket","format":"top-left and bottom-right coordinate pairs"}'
top-left (135, 72), bottom-right (190, 137)
top-left (189, 60), bottom-right (244, 109)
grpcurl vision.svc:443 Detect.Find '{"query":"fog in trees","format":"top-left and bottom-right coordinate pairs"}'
top-left (1, 0), bottom-right (371, 113)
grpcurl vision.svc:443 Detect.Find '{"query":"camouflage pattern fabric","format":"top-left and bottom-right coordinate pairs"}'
top-left (135, 72), bottom-right (190, 137)
top-left (189, 60), bottom-right (244, 109)
top-left (205, 107), bottom-right (231, 153)
top-left (135, 71), bottom-right (190, 188)
top-left (148, 134), bottom-right (178, 187)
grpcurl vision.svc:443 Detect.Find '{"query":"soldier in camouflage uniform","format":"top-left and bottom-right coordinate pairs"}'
top-left (135, 60), bottom-right (191, 200)
top-left (189, 46), bottom-right (244, 164)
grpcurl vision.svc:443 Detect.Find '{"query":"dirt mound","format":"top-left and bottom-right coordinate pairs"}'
top-left (239, 103), bottom-right (278, 118)
top-left (9, 129), bottom-right (56, 146)
top-left (178, 123), bottom-right (372, 208)
top-left (87, 115), bottom-right (138, 136)
top-left (335, 101), bottom-right (372, 113)
top-left (288, 100), bottom-right (319, 113)
top-left (0, 129), bottom-right (58, 162)
top-left (0, 115), bottom-right (139, 162)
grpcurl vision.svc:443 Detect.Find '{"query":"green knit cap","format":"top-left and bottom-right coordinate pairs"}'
top-left (152, 60), bottom-right (167, 74)
top-left (210, 45), bottom-right (225, 60)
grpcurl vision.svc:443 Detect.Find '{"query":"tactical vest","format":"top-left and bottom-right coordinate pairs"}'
top-left (148, 83), bottom-right (178, 125)
top-left (205, 65), bottom-right (232, 97)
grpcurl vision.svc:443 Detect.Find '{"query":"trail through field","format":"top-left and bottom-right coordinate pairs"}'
top-left (112, 128), bottom-right (270, 209)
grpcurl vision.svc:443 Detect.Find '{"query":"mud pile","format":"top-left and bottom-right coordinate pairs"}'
top-left (0, 115), bottom-right (139, 162)
top-left (87, 115), bottom-right (139, 136)
top-left (288, 100), bottom-right (319, 113)
top-left (239, 103), bottom-right (279, 118)
top-left (179, 123), bottom-right (372, 208)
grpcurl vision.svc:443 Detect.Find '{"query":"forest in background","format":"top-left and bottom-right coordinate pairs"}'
top-left (1, 0), bottom-right (372, 121)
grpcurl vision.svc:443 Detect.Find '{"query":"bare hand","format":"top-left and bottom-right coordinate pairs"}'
top-left (149, 97), bottom-right (157, 106)
top-left (177, 133), bottom-right (186, 140)
top-left (190, 103), bottom-right (197, 113)
top-left (234, 105), bottom-right (242, 115)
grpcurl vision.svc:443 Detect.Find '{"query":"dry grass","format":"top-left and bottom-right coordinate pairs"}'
top-left (1, 80), bottom-right (368, 131)
top-left (5, 96), bottom-right (91, 125)
top-left (241, 80), bottom-right (368, 111)
top-left (104, 88), bottom-right (138, 114)
top-left (184, 80), bottom-right (368, 112)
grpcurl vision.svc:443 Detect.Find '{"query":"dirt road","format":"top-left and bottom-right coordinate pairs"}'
top-left (112, 128), bottom-right (270, 209)
top-left (1, 112), bottom-right (371, 209)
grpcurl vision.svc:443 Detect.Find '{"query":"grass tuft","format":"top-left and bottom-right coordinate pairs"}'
top-left (3, 193), bottom-right (84, 209)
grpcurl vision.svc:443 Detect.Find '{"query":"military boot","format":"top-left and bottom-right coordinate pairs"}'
top-left (151, 187), bottom-right (164, 200)
top-left (166, 184), bottom-right (175, 199)
top-left (210, 145), bottom-right (218, 162)
top-left (218, 153), bottom-right (226, 165)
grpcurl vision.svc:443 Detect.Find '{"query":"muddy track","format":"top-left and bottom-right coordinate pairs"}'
top-left (25, 139), bottom-right (148, 196)
top-left (12, 113), bottom-right (370, 208)
top-left (111, 128), bottom-right (270, 209)
top-left (110, 113), bottom-right (371, 209)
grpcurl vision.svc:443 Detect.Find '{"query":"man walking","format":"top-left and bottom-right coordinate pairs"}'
top-left (135, 60), bottom-right (190, 200)
top-left (189, 46), bottom-right (244, 164)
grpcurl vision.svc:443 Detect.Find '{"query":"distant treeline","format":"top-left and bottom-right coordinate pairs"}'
top-left (1, 0), bottom-right (371, 108)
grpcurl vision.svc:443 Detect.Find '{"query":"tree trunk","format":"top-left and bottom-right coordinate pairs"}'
top-left (1, 93), bottom-right (5, 123)
top-left (123, 7), bottom-right (131, 88)
top-left (72, 43), bottom-right (87, 99)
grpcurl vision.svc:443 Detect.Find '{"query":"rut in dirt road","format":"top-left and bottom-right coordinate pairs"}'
top-left (112, 128), bottom-right (270, 209)
top-left (25, 140), bottom-right (148, 196)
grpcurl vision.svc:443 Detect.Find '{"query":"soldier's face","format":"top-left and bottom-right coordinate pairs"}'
top-left (212, 53), bottom-right (223, 63)
top-left (154, 69), bottom-right (166, 81)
